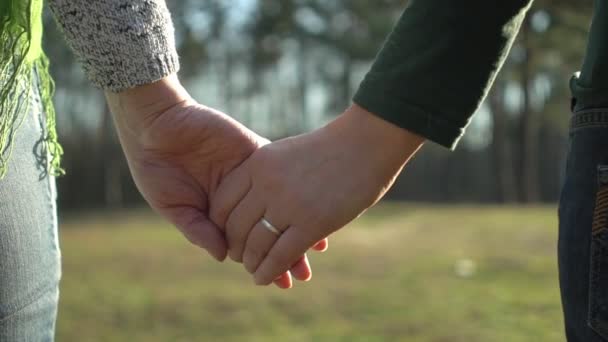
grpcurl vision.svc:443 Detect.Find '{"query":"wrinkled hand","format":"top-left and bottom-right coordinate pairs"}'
top-left (210, 104), bottom-right (425, 285)
top-left (106, 75), bottom-right (326, 288)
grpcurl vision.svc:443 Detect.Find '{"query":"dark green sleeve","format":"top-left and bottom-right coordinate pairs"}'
top-left (353, 0), bottom-right (533, 149)
top-left (570, 0), bottom-right (608, 109)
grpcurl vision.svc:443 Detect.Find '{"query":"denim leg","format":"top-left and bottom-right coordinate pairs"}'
top-left (0, 82), bottom-right (60, 341)
top-left (559, 109), bottom-right (608, 341)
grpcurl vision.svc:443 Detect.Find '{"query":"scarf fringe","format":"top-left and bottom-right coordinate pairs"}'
top-left (0, 0), bottom-right (63, 179)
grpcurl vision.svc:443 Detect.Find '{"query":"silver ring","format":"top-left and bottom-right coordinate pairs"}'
top-left (260, 217), bottom-right (281, 236)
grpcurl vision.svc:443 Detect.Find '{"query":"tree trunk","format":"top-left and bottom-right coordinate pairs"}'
top-left (341, 54), bottom-right (352, 110)
top-left (519, 21), bottom-right (540, 202)
top-left (99, 102), bottom-right (123, 208)
top-left (297, 38), bottom-right (309, 131)
top-left (223, 47), bottom-right (234, 114)
top-left (490, 84), bottom-right (518, 202)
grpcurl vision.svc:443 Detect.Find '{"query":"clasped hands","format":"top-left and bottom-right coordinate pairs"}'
top-left (107, 75), bottom-right (424, 289)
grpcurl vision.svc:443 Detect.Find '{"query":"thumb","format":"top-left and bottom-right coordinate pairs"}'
top-left (166, 207), bottom-right (228, 261)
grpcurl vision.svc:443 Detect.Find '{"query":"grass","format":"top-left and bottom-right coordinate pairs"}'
top-left (56, 203), bottom-right (564, 341)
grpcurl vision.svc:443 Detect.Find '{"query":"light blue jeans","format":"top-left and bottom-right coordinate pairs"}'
top-left (0, 75), bottom-right (60, 341)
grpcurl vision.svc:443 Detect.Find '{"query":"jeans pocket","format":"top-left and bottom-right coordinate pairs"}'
top-left (589, 165), bottom-right (608, 339)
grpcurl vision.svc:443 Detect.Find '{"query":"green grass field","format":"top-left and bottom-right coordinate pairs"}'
top-left (56, 204), bottom-right (564, 341)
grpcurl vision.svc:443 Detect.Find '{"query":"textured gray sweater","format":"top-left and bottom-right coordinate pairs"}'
top-left (48, 0), bottom-right (179, 92)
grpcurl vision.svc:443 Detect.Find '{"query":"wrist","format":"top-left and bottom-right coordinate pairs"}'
top-left (105, 74), bottom-right (191, 134)
top-left (325, 103), bottom-right (425, 168)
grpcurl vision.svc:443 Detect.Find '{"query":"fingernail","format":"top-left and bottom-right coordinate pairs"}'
top-left (216, 251), bottom-right (227, 262)
top-left (228, 251), bottom-right (243, 263)
top-left (254, 274), bottom-right (268, 286)
top-left (204, 246), bottom-right (226, 262)
top-left (208, 250), bottom-right (222, 262)
top-left (255, 278), bottom-right (265, 286)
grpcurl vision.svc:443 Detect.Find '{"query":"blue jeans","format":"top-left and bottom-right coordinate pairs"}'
top-left (0, 78), bottom-right (60, 341)
top-left (560, 107), bottom-right (608, 341)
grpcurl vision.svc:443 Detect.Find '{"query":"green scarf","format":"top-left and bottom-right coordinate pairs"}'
top-left (0, 0), bottom-right (63, 178)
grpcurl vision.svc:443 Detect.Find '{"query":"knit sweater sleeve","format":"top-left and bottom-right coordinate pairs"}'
top-left (47, 0), bottom-right (179, 92)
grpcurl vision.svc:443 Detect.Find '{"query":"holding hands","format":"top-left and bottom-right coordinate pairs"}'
top-left (210, 104), bottom-right (425, 286)
top-left (106, 75), bottom-right (327, 289)
top-left (108, 75), bottom-right (424, 289)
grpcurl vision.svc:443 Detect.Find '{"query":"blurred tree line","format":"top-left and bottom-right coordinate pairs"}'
top-left (42, 0), bottom-right (594, 211)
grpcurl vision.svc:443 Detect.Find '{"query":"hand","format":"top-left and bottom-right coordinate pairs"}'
top-left (106, 74), bottom-right (327, 288)
top-left (210, 104), bottom-right (425, 285)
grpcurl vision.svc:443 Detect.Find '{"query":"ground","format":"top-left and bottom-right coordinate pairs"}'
top-left (57, 204), bottom-right (564, 341)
